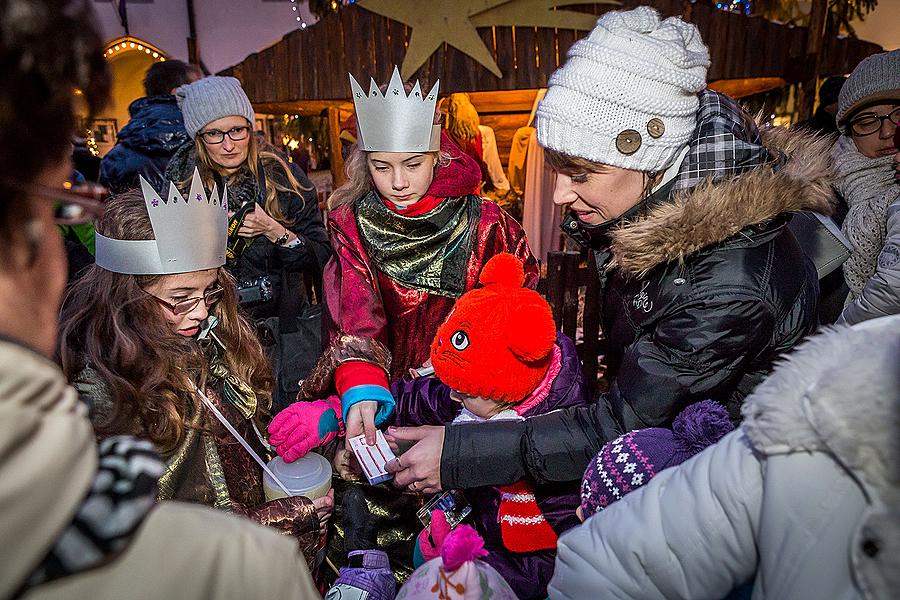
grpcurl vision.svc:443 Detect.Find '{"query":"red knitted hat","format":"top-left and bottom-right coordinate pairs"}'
top-left (430, 253), bottom-right (556, 403)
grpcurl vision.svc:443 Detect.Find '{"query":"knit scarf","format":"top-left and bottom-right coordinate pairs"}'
top-left (26, 437), bottom-right (164, 589)
top-left (833, 135), bottom-right (898, 298)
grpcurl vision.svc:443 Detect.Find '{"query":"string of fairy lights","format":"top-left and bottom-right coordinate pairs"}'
top-left (289, 0), bottom-right (358, 30)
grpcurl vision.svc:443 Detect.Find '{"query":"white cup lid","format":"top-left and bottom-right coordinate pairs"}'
top-left (264, 453), bottom-right (331, 496)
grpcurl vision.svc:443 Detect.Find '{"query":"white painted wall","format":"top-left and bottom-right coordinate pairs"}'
top-left (852, 0), bottom-right (900, 51)
top-left (90, 0), bottom-right (316, 72)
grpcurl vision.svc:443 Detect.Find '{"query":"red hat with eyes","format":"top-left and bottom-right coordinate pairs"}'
top-left (430, 253), bottom-right (556, 403)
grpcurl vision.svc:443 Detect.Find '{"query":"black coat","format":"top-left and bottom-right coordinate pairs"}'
top-left (99, 96), bottom-right (191, 193)
top-left (166, 143), bottom-right (332, 319)
top-left (442, 124), bottom-right (835, 490)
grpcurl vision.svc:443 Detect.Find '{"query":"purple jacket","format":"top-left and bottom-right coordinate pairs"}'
top-left (388, 332), bottom-right (590, 599)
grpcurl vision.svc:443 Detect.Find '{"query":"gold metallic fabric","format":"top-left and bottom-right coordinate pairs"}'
top-left (355, 192), bottom-right (481, 298)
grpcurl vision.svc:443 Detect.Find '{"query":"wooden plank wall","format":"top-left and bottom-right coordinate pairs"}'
top-left (221, 1), bottom-right (881, 107)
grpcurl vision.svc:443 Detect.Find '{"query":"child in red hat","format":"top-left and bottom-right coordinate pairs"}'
top-left (270, 253), bottom-right (590, 599)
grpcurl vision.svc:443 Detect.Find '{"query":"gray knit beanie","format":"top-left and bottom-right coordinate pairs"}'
top-left (175, 76), bottom-right (255, 139)
top-left (836, 49), bottom-right (900, 128)
top-left (536, 7), bottom-right (710, 172)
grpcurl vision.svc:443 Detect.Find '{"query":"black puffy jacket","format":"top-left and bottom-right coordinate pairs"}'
top-left (166, 143), bottom-right (332, 319)
top-left (99, 96), bottom-right (190, 193)
top-left (442, 97), bottom-right (835, 489)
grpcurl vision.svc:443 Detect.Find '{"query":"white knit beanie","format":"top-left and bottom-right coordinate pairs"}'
top-left (175, 76), bottom-right (256, 139)
top-left (836, 49), bottom-right (900, 128)
top-left (536, 7), bottom-right (710, 172)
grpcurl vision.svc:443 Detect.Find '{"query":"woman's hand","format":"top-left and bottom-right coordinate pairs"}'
top-left (311, 488), bottom-right (334, 538)
top-left (384, 426), bottom-right (445, 495)
top-left (345, 400), bottom-right (379, 447)
top-left (236, 206), bottom-right (284, 241)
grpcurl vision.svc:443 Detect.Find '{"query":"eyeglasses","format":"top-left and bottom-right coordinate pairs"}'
top-left (5, 180), bottom-right (107, 225)
top-left (849, 106), bottom-right (900, 136)
top-left (148, 286), bottom-right (225, 316)
top-left (199, 126), bottom-right (251, 145)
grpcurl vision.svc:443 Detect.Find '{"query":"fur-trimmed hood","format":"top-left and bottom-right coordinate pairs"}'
top-left (611, 125), bottom-right (836, 276)
top-left (741, 315), bottom-right (900, 505)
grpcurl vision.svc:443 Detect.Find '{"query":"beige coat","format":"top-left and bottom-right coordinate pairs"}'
top-left (0, 339), bottom-right (320, 600)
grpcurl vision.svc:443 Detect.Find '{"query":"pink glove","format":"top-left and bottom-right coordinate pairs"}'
top-left (268, 396), bottom-right (345, 463)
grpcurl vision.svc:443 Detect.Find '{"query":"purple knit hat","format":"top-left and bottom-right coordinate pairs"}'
top-left (580, 400), bottom-right (733, 520)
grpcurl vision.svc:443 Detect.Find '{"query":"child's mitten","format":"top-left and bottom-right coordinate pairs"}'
top-left (268, 395), bottom-right (344, 463)
top-left (413, 509), bottom-right (452, 567)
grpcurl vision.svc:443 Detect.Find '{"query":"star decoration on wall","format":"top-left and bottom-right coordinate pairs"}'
top-left (358, 0), bottom-right (620, 79)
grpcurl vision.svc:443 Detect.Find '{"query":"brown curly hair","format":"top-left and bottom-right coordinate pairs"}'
top-left (58, 190), bottom-right (273, 452)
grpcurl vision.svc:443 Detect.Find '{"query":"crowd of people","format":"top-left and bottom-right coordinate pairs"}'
top-left (1, 1), bottom-right (898, 599)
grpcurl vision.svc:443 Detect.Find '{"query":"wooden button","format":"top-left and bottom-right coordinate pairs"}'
top-left (616, 129), bottom-right (642, 155)
top-left (647, 118), bottom-right (665, 138)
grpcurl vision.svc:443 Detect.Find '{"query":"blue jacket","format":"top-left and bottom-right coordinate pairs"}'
top-left (99, 95), bottom-right (190, 193)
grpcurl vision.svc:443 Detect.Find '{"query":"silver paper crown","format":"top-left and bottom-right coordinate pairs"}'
top-left (350, 66), bottom-right (441, 152)
top-left (95, 167), bottom-right (228, 275)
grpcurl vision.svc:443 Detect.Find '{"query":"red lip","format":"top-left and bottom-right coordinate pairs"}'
top-left (179, 326), bottom-right (199, 337)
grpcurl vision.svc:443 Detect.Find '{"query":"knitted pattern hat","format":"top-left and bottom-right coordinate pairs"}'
top-left (580, 400), bottom-right (733, 520)
top-left (837, 49), bottom-right (900, 127)
top-left (175, 76), bottom-right (255, 139)
top-left (536, 6), bottom-right (710, 172)
top-left (398, 525), bottom-right (518, 600)
top-left (430, 253), bottom-right (556, 403)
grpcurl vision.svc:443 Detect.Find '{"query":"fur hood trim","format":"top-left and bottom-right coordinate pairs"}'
top-left (610, 126), bottom-right (836, 275)
top-left (741, 315), bottom-right (900, 501)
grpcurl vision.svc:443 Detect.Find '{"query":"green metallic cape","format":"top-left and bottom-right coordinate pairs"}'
top-left (355, 192), bottom-right (482, 299)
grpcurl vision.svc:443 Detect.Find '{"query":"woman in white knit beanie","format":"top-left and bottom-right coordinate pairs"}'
top-left (388, 8), bottom-right (831, 572)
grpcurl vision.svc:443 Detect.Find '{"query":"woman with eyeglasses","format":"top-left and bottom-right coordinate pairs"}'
top-left (58, 189), bottom-right (333, 567)
top-left (833, 50), bottom-right (900, 320)
top-left (164, 76), bottom-right (331, 322)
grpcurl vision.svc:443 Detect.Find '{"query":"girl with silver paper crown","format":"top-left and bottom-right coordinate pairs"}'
top-left (58, 175), bottom-right (333, 568)
top-left (288, 67), bottom-right (537, 581)
top-left (301, 67), bottom-right (537, 445)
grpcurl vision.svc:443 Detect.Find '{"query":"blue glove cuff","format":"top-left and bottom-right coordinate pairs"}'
top-left (341, 385), bottom-right (396, 428)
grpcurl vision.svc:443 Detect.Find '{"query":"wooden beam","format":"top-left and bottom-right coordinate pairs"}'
top-left (708, 77), bottom-right (787, 99)
top-left (327, 107), bottom-right (346, 188)
top-left (797, 0), bottom-right (829, 120)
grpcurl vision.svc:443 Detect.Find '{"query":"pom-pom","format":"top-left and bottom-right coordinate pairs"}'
top-left (440, 524), bottom-right (487, 572)
top-left (478, 253), bottom-right (525, 288)
top-left (672, 400), bottom-right (734, 455)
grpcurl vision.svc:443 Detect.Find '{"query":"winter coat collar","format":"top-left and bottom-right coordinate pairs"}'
top-left (166, 142), bottom-right (288, 211)
top-left (520, 332), bottom-right (588, 417)
top-left (609, 124), bottom-right (835, 276)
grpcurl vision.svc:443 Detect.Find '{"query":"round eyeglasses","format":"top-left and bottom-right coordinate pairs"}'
top-left (148, 286), bottom-right (225, 316)
top-left (849, 106), bottom-right (900, 137)
top-left (199, 126), bottom-right (251, 145)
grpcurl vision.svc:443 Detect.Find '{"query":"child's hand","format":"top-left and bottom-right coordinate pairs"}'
top-left (268, 396), bottom-right (344, 463)
top-left (333, 448), bottom-right (363, 481)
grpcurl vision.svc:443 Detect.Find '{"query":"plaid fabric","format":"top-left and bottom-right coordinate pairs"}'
top-left (671, 90), bottom-right (777, 192)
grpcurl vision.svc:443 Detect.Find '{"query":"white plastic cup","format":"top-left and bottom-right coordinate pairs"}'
top-left (263, 453), bottom-right (333, 502)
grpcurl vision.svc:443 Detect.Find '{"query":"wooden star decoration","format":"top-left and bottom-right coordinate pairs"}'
top-left (358, 0), bottom-right (620, 79)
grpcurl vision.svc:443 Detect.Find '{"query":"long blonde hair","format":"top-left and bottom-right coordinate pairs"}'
top-left (327, 146), bottom-right (453, 210)
top-left (194, 128), bottom-right (309, 225)
top-left (446, 93), bottom-right (480, 142)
